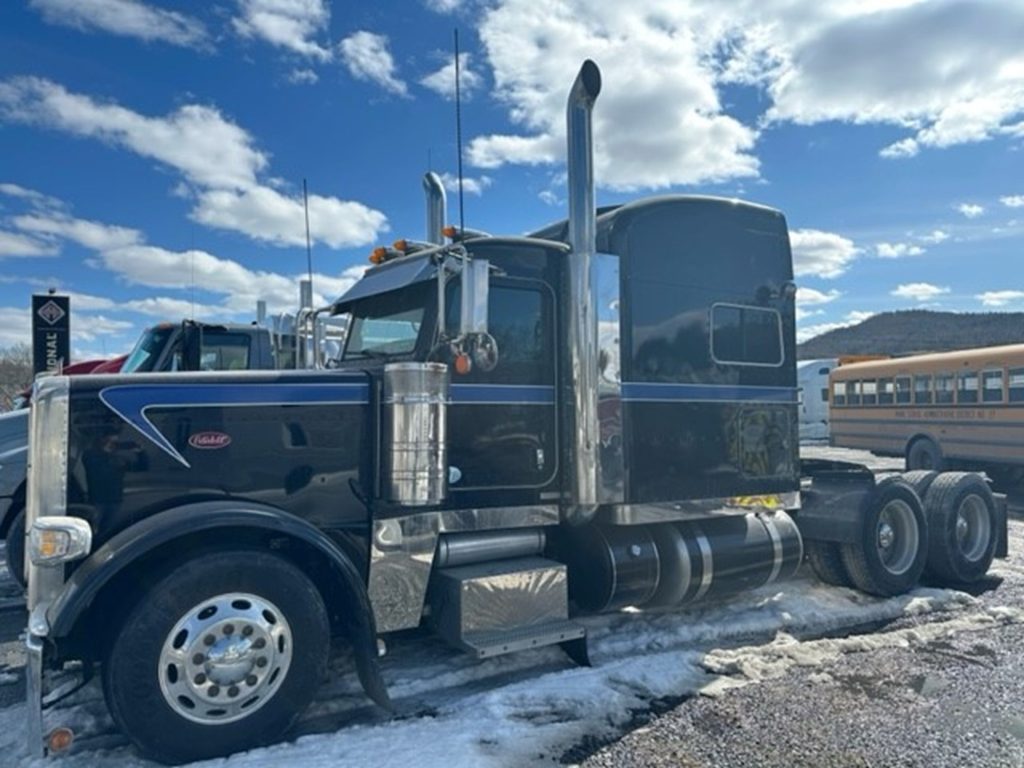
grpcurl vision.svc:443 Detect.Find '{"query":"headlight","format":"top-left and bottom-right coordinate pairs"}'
top-left (29, 517), bottom-right (91, 566)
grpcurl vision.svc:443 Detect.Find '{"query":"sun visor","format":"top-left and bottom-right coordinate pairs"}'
top-left (331, 254), bottom-right (437, 311)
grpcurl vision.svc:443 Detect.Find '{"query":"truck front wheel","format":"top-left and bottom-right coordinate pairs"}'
top-left (102, 550), bottom-right (329, 764)
top-left (5, 507), bottom-right (25, 589)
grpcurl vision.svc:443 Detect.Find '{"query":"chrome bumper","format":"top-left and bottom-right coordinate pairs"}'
top-left (26, 633), bottom-right (44, 758)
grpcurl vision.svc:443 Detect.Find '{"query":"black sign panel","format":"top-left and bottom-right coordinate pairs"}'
top-left (32, 294), bottom-right (70, 375)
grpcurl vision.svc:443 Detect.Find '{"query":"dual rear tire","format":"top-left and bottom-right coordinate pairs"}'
top-left (805, 472), bottom-right (999, 595)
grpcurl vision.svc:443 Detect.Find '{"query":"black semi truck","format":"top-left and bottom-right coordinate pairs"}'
top-left (22, 61), bottom-right (1006, 763)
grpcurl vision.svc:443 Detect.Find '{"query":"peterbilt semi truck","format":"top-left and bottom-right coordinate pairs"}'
top-left (22, 61), bottom-right (1006, 763)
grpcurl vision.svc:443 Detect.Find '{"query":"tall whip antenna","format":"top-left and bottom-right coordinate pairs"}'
top-left (454, 28), bottom-right (465, 237)
top-left (303, 178), bottom-right (314, 293)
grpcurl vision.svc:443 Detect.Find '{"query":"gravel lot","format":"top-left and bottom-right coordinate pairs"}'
top-left (580, 449), bottom-right (1024, 768)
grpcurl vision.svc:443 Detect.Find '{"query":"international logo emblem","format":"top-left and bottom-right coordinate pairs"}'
top-left (37, 300), bottom-right (66, 325)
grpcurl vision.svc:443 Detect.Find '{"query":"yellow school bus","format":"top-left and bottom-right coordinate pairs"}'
top-left (829, 344), bottom-right (1024, 483)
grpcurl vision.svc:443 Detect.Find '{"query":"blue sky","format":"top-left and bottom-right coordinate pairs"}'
top-left (1, 0), bottom-right (1023, 358)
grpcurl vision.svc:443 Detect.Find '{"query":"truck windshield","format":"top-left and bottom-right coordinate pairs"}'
top-left (344, 286), bottom-right (427, 360)
top-left (122, 326), bottom-right (175, 373)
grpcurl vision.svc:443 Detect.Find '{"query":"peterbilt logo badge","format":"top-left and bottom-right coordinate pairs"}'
top-left (188, 432), bottom-right (232, 450)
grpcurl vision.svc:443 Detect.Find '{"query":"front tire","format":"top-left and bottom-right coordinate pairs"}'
top-left (840, 477), bottom-right (928, 597)
top-left (103, 550), bottom-right (329, 764)
top-left (4, 508), bottom-right (25, 589)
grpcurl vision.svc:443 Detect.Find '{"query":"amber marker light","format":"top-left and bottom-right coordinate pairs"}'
top-left (442, 225), bottom-right (457, 239)
top-left (369, 247), bottom-right (387, 264)
top-left (47, 727), bottom-right (74, 754)
top-left (454, 353), bottom-right (472, 375)
top-left (393, 239), bottom-right (409, 252)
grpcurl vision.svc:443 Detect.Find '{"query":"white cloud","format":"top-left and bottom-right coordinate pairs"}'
top-left (122, 296), bottom-right (226, 318)
top-left (956, 203), bottom-right (984, 218)
top-left (469, 0), bottom-right (760, 190)
top-left (0, 230), bottom-right (58, 258)
top-left (875, 241), bottom-right (925, 258)
top-left (0, 78), bottom-right (388, 249)
top-left (891, 282), bottom-right (950, 301)
top-left (287, 68), bottom-right (319, 85)
top-left (192, 186), bottom-right (388, 249)
top-left (97, 244), bottom-right (366, 313)
top-left (29, 0), bottom-right (208, 48)
top-left (424, 0), bottom-right (464, 12)
top-left (796, 287), bottom-right (840, 305)
top-left (976, 290), bottom-right (1024, 307)
top-left (1001, 195), bottom-right (1024, 208)
top-left (919, 229), bottom-right (948, 244)
top-left (538, 189), bottom-right (561, 207)
top-left (75, 314), bottom-right (135, 342)
top-left (0, 307), bottom-right (31, 347)
top-left (13, 212), bottom-right (142, 251)
top-left (468, 1), bottom-right (1024, 189)
top-left (760, 1), bottom-right (1024, 157)
top-left (0, 182), bottom-right (63, 209)
top-left (789, 228), bottom-right (858, 279)
top-left (233, 0), bottom-right (332, 61)
top-left (437, 172), bottom-right (492, 196)
top-left (0, 77), bottom-right (266, 190)
top-left (420, 53), bottom-right (483, 100)
top-left (339, 32), bottom-right (408, 96)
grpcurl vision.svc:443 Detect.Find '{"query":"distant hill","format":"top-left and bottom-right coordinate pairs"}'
top-left (798, 310), bottom-right (1024, 358)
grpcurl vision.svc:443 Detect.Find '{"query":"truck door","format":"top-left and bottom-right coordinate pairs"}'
top-left (447, 278), bottom-right (557, 499)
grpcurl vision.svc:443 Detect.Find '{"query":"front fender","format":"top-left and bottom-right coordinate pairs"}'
top-left (47, 500), bottom-right (391, 711)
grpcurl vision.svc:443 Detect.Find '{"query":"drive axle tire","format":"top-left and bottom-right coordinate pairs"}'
top-left (103, 550), bottom-right (329, 765)
top-left (805, 540), bottom-right (852, 588)
top-left (4, 508), bottom-right (26, 589)
top-left (922, 472), bottom-right (998, 585)
top-left (840, 477), bottom-right (928, 597)
top-left (900, 470), bottom-right (940, 502)
top-left (906, 438), bottom-right (943, 472)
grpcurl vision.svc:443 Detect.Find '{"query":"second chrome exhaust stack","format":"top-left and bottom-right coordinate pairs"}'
top-left (565, 59), bottom-right (602, 524)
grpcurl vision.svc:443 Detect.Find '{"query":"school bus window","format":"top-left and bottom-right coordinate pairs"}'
top-left (895, 376), bottom-right (912, 405)
top-left (844, 380), bottom-right (860, 406)
top-left (832, 380), bottom-right (846, 406)
top-left (914, 375), bottom-right (932, 405)
top-left (861, 379), bottom-right (877, 405)
top-left (877, 377), bottom-right (894, 405)
top-left (1008, 368), bottom-right (1024, 402)
top-left (957, 371), bottom-right (979, 404)
top-left (934, 373), bottom-right (954, 405)
top-left (982, 370), bottom-right (1004, 403)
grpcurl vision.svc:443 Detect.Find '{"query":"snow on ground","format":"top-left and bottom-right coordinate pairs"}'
top-left (2, 569), bottom-right (1016, 768)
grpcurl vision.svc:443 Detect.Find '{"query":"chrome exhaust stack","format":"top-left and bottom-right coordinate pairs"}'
top-left (423, 171), bottom-right (447, 245)
top-left (564, 60), bottom-right (602, 524)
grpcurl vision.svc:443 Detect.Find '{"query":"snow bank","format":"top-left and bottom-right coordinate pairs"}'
top-left (2, 573), bottom-right (1014, 768)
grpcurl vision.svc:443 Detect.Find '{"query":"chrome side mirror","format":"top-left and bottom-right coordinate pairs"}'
top-left (460, 258), bottom-right (489, 336)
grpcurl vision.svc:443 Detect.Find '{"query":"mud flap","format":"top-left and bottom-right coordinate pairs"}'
top-left (560, 636), bottom-right (591, 667)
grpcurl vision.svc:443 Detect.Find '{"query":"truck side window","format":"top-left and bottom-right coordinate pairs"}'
top-left (200, 333), bottom-right (251, 371)
top-left (447, 281), bottom-right (552, 384)
top-left (710, 304), bottom-right (783, 367)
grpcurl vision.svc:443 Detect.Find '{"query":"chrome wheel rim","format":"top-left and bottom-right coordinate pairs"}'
top-left (876, 499), bottom-right (919, 575)
top-left (158, 593), bottom-right (292, 724)
top-left (956, 494), bottom-right (991, 563)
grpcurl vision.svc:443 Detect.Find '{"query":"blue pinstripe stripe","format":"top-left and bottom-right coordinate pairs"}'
top-left (449, 384), bottom-right (555, 404)
top-left (621, 382), bottom-right (798, 404)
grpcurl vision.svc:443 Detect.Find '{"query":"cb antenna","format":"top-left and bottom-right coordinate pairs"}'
top-left (303, 178), bottom-right (314, 294)
top-left (454, 28), bottom-right (465, 238)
